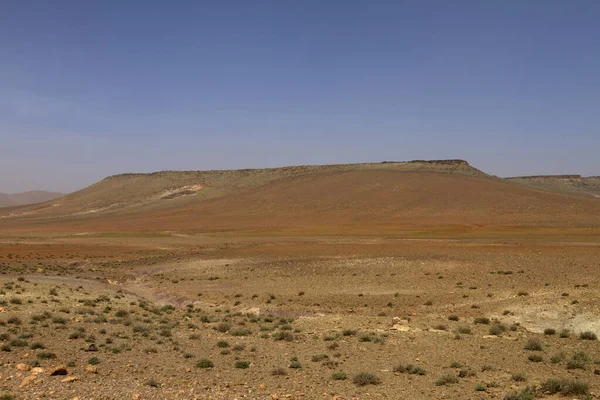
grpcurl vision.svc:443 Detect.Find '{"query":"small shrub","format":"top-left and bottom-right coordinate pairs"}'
top-left (394, 364), bottom-right (425, 375)
top-left (528, 354), bottom-right (543, 362)
top-left (216, 341), bottom-right (229, 348)
top-left (550, 352), bottom-right (565, 363)
top-left (523, 338), bottom-right (542, 351)
top-left (353, 372), bottom-right (380, 386)
top-left (146, 378), bottom-right (160, 388)
top-left (457, 326), bottom-right (471, 334)
top-left (196, 359), bottom-right (214, 368)
top-left (543, 328), bottom-right (556, 335)
top-left (579, 331), bottom-right (597, 341)
top-left (566, 351), bottom-right (590, 370)
top-left (230, 328), bottom-right (251, 336)
top-left (36, 351), bottom-right (56, 359)
top-left (540, 378), bottom-right (589, 396)
top-left (511, 373), bottom-right (527, 382)
top-left (475, 384), bottom-right (486, 391)
top-left (331, 371), bottom-right (347, 380)
top-left (435, 374), bottom-right (458, 386)
top-left (474, 317), bottom-right (490, 325)
top-left (9, 339), bottom-right (27, 347)
top-left (273, 331), bottom-right (294, 341)
top-left (448, 315), bottom-right (459, 321)
top-left (489, 324), bottom-right (507, 336)
top-left (289, 356), bottom-right (301, 369)
top-left (311, 354), bottom-right (328, 362)
top-left (88, 357), bottom-right (99, 365)
top-left (559, 329), bottom-right (570, 338)
top-left (234, 361), bottom-right (250, 369)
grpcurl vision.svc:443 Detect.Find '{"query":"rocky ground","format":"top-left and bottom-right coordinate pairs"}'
top-left (0, 235), bottom-right (599, 399)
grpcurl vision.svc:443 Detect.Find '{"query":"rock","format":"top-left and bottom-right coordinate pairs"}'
top-left (86, 365), bottom-right (98, 374)
top-left (61, 376), bottom-right (78, 383)
top-left (31, 367), bottom-right (45, 374)
top-left (132, 394), bottom-right (141, 399)
top-left (50, 366), bottom-right (68, 376)
top-left (16, 363), bottom-right (32, 371)
top-left (86, 343), bottom-right (98, 352)
top-left (20, 375), bottom-right (37, 387)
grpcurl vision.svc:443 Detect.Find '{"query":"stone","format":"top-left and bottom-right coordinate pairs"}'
top-left (31, 367), bottom-right (45, 374)
top-left (16, 363), bottom-right (31, 371)
top-left (86, 343), bottom-right (98, 352)
top-left (61, 376), bottom-right (78, 383)
top-left (86, 365), bottom-right (98, 374)
top-left (20, 375), bottom-right (37, 387)
top-left (50, 366), bottom-right (68, 376)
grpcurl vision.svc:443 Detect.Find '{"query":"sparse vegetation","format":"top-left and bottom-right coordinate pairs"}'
top-left (435, 374), bottom-right (458, 386)
top-left (523, 338), bottom-right (542, 351)
top-left (353, 372), bottom-right (380, 386)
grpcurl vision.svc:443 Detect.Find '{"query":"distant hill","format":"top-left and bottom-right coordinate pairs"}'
top-left (1, 160), bottom-right (599, 236)
top-left (0, 190), bottom-right (65, 208)
top-left (505, 175), bottom-right (600, 198)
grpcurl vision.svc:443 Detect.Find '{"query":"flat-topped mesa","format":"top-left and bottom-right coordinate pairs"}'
top-left (105, 159), bottom-right (478, 181)
top-left (407, 159), bottom-right (471, 166)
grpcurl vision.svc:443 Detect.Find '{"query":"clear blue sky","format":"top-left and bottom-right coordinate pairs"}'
top-left (1, 1), bottom-right (599, 193)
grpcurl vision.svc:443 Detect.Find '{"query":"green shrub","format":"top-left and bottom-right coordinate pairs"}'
top-left (196, 359), bottom-right (214, 368)
top-left (540, 378), bottom-right (589, 395)
top-left (475, 384), bottom-right (486, 391)
top-left (331, 371), bottom-right (347, 380)
top-left (353, 372), bottom-right (380, 386)
top-left (435, 374), bottom-right (458, 386)
top-left (511, 373), bottom-right (527, 382)
top-left (234, 361), bottom-right (250, 369)
top-left (394, 364), bottom-right (425, 375)
top-left (311, 354), bottom-right (328, 362)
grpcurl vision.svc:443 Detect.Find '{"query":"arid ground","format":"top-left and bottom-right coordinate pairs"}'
top-left (1, 161), bottom-right (599, 400)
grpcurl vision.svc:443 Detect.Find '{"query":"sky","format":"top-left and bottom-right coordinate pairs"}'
top-left (1, 1), bottom-right (599, 193)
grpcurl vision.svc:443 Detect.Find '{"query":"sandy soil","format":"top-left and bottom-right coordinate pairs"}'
top-left (1, 234), bottom-right (599, 399)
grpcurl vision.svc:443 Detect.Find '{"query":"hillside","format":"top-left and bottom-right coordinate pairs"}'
top-left (506, 175), bottom-right (600, 198)
top-left (0, 190), bottom-right (65, 208)
top-left (1, 160), bottom-right (599, 235)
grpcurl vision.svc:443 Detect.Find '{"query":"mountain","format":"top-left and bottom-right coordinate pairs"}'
top-left (1, 160), bottom-right (598, 236)
top-left (0, 190), bottom-right (65, 208)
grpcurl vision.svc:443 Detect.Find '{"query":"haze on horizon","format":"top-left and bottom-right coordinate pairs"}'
top-left (1, 1), bottom-right (599, 194)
